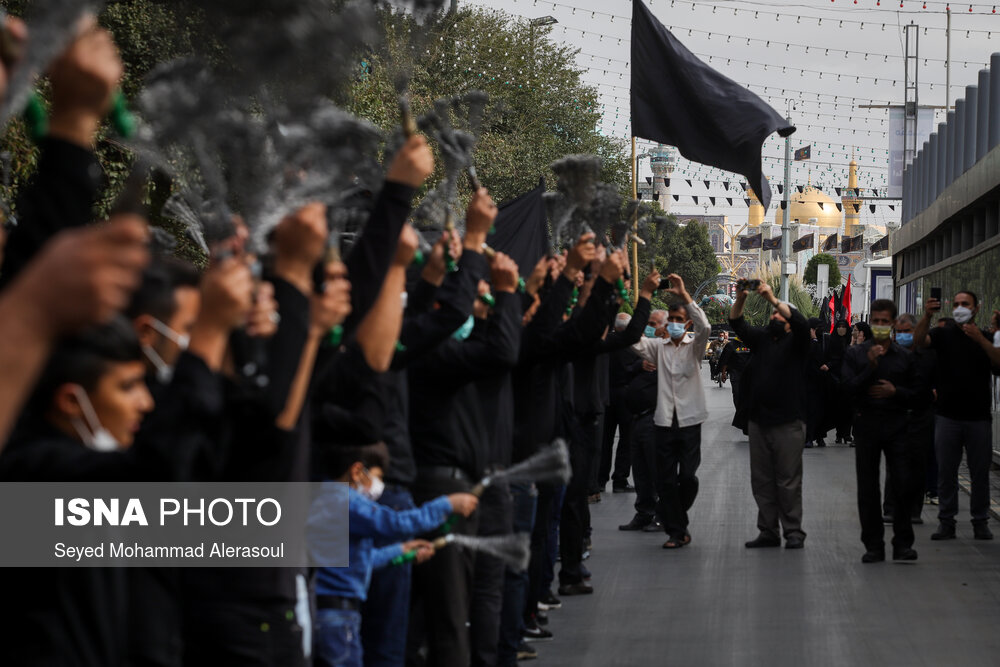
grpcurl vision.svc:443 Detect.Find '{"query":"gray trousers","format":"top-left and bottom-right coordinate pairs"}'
top-left (935, 415), bottom-right (992, 526)
top-left (748, 420), bottom-right (806, 540)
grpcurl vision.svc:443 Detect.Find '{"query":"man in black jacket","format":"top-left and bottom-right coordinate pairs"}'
top-left (404, 190), bottom-right (523, 667)
top-left (841, 299), bottom-right (920, 563)
top-left (618, 339), bottom-right (661, 531)
top-left (730, 281), bottom-right (811, 550)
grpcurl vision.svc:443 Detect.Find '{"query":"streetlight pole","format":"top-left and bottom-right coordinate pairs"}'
top-left (780, 101), bottom-right (793, 302)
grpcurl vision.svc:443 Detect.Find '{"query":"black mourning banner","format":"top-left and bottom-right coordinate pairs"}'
top-left (870, 235), bottom-right (889, 253)
top-left (490, 178), bottom-right (549, 274)
top-left (835, 187), bottom-right (842, 196)
top-left (793, 145), bottom-right (811, 161)
top-left (841, 234), bottom-right (864, 254)
top-left (762, 236), bottom-right (782, 250)
top-left (836, 203), bottom-right (843, 212)
top-left (822, 233), bottom-right (838, 252)
top-left (726, 197), bottom-right (733, 205)
top-left (709, 197), bottom-right (716, 205)
top-left (723, 181), bottom-right (729, 190)
top-left (792, 233), bottom-right (814, 253)
top-left (645, 177), bottom-right (652, 185)
top-left (630, 1), bottom-right (793, 212)
top-left (740, 233), bottom-right (763, 250)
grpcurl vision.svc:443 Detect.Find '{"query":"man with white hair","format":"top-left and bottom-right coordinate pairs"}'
top-left (729, 281), bottom-right (811, 550)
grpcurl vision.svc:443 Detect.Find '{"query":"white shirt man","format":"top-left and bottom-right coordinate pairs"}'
top-left (630, 274), bottom-right (710, 549)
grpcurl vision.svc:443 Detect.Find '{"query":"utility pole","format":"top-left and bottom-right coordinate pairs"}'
top-left (946, 7), bottom-right (952, 110)
top-left (780, 101), bottom-right (793, 302)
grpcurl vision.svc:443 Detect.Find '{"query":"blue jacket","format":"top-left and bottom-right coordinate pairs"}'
top-left (315, 488), bottom-right (452, 601)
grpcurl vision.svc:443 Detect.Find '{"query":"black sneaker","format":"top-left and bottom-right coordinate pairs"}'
top-left (539, 590), bottom-right (562, 609)
top-left (642, 518), bottom-right (665, 533)
top-left (619, 515), bottom-right (652, 531)
top-left (558, 582), bottom-right (594, 596)
top-left (516, 641), bottom-right (538, 660)
top-left (861, 549), bottom-right (885, 563)
top-left (931, 523), bottom-right (956, 540)
top-left (974, 523), bottom-right (994, 540)
top-left (612, 483), bottom-right (635, 493)
top-left (522, 619), bottom-right (553, 642)
top-left (892, 547), bottom-right (918, 561)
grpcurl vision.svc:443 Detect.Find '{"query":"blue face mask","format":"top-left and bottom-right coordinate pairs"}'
top-left (666, 322), bottom-right (687, 339)
top-left (644, 325), bottom-right (657, 338)
top-left (452, 315), bottom-right (475, 342)
top-left (895, 332), bottom-right (914, 348)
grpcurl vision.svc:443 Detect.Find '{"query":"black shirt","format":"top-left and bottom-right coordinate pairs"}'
top-left (927, 324), bottom-right (995, 422)
top-left (729, 310), bottom-right (811, 426)
top-left (718, 339), bottom-right (751, 377)
top-left (841, 341), bottom-right (918, 416)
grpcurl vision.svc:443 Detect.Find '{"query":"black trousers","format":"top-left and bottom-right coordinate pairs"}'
top-left (407, 474), bottom-right (478, 667)
top-left (560, 411), bottom-right (601, 585)
top-left (630, 414), bottom-right (658, 520)
top-left (654, 420), bottom-right (702, 540)
top-left (525, 483), bottom-right (555, 617)
top-left (854, 413), bottom-right (914, 552)
top-left (470, 482), bottom-right (512, 667)
top-left (599, 391), bottom-right (632, 488)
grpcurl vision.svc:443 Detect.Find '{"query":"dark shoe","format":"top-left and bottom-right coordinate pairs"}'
top-left (974, 524), bottom-right (994, 540)
top-left (861, 549), bottom-right (886, 563)
top-left (612, 483), bottom-right (635, 493)
top-left (804, 441), bottom-right (814, 449)
top-left (522, 619), bottom-right (553, 642)
top-left (535, 610), bottom-right (548, 626)
top-left (893, 547), bottom-right (918, 561)
top-left (642, 518), bottom-right (664, 532)
top-left (619, 515), bottom-right (651, 531)
top-left (557, 582), bottom-right (593, 596)
top-left (517, 641), bottom-right (538, 660)
top-left (785, 536), bottom-right (805, 549)
top-left (931, 524), bottom-right (957, 540)
top-left (539, 590), bottom-right (562, 609)
top-left (580, 564), bottom-right (591, 580)
top-left (816, 439), bottom-right (827, 447)
top-left (882, 514), bottom-right (894, 524)
top-left (745, 534), bottom-right (781, 548)
top-left (912, 516), bottom-right (924, 525)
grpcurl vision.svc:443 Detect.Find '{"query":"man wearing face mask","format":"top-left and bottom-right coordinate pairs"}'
top-left (729, 281), bottom-right (811, 550)
top-left (631, 274), bottom-right (710, 550)
top-left (0, 318), bottom-right (155, 667)
top-left (841, 300), bottom-right (921, 563)
top-left (914, 290), bottom-right (1000, 540)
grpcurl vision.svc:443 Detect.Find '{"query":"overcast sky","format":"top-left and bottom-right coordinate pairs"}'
top-left (459, 0), bottom-right (1000, 225)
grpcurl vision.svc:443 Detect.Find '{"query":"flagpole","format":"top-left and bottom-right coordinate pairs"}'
top-left (780, 102), bottom-right (793, 302)
top-left (631, 136), bottom-right (640, 306)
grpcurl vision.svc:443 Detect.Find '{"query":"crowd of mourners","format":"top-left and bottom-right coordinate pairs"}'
top-left (2, 11), bottom-right (1000, 667)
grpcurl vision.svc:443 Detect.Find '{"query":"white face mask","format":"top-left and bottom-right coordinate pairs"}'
top-left (952, 306), bottom-right (974, 325)
top-left (144, 318), bottom-right (190, 383)
top-left (69, 386), bottom-right (119, 452)
top-left (361, 470), bottom-right (384, 501)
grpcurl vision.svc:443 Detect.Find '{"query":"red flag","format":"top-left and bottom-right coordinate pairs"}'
top-left (828, 294), bottom-right (836, 333)
top-left (842, 280), bottom-right (852, 323)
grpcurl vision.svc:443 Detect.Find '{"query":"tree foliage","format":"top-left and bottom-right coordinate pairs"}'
top-left (340, 7), bottom-right (630, 206)
top-left (803, 252), bottom-right (842, 288)
top-left (739, 272), bottom-right (819, 327)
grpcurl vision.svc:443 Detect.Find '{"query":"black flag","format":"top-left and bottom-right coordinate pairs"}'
top-left (490, 178), bottom-right (549, 274)
top-left (822, 233), bottom-right (838, 252)
top-left (870, 235), bottom-right (889, 253)
top-left (740, 233), bottom-right (763, 250)
top-left (792, 233), bottom-right (814, 253)
top-left (630, 1), bottom-right (793, 213)
top-left (762, 236), bottom-right (782, 250)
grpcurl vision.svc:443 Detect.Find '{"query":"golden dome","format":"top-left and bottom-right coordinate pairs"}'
top-left (774, 185), bottom-right (842, 229)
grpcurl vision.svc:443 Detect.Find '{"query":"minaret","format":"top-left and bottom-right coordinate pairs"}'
top-left (747, 187), bottom-right (764, 227)
top-left (842, 156), bottom-right (862, 238)
top-left (650, 144), bottom-right (676, 214)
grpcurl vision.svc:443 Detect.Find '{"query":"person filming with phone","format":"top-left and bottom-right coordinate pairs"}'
top-left (729, 279), bottom-right (811, 550)
top-left (631, 274), bottom-right (710, 551)
top-left (913, 289), bottom-right (1000, 540)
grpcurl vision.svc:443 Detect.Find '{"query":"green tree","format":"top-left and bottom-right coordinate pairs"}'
top-left (342, 8), bottom-right (630, 205)
top-left (740, 274), bottom-right (819, 327)
top-left (803, 252), bottom-right (842, 288)
top-left (633, 205), bottom-right (720, 310)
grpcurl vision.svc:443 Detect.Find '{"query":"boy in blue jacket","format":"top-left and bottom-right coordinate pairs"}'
top-left (311, 442), bottom-right (478, 667)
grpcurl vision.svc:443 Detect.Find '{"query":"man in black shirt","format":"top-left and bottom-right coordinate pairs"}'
top-left (730, 281), bottom-right (810, 550)
top-left (618, 343), bottom-right (661, 531)
top-left (718, 335), bottom-right (751, 410)
top-left (914, 289), bottom-right (1000, 540)
top-left (841, 300), bottom-right (920, 563)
